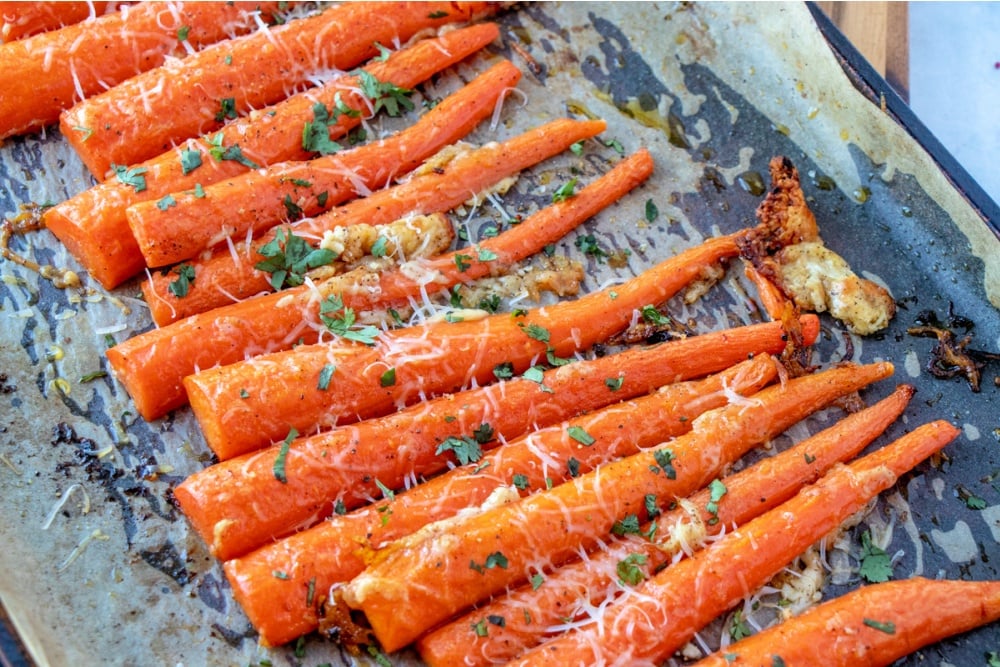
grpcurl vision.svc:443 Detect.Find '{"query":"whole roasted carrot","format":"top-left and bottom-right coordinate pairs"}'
top-left (108, 147), bottom-right (653, 422)
top-left (141, 117), bottom-right (608, 324)
top-left (506, 419), bottom-right (960, 667)
top-left (693, 578), bottom-right (1000, 667)
top-left (0, 2), bottom-right (283, 140)
top-left (340, 362), bottom-right (895, 652)
top-left (42, 22), bottom-right (502, 289)
top-left (0, 2), bottom-right (123, 41)
top-left (224, 357), bottom-right (777, 647)
top-left (183, 228), bottom-right (743, 459)
top-left (127, 54), bottom-right (517, 268)
top-left (416, 384), bottom-right (915, 666)
top-left (177, 325), bottom-right (800, 561)
top-left (60, 1), bottom-right (497, 178)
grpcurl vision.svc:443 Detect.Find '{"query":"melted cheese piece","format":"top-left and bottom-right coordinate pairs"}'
top-left (776, 241), bottom-right (895, 335)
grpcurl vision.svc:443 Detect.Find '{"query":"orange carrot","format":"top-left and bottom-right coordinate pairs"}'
top-left (128, 53), bottom-right (517, 268)
top-left (108, 146), bottom-right (653, 422)
top-left (60, 1), bottom-right (497, 178)
top-left (224, 357), bottom-right (777, 647)
top-left (42, 22), bottom-right (503, 289)
top-left (141, 117), bottom-right (608, 324)
top-left (0, 2), bottom-right (283, 140)
top-left (744, 262), bottom-right (789, 320)
top-left (692, 578), bottom-right (1000, 667)
top-left (416, 384), bottom-right (915, 666)
top-left (183, 229), bottom-right (743, 459)
top-left (506, 419), bottom-right (960, 666)
top-left (0, 2), bottom-right (124, 41)
top-left (177, 321), bottom-right (808, 561)
top-left (340, 362), bottom-right (895, 652)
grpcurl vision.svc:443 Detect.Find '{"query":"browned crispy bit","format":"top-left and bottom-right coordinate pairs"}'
top-left (908, 324), bottom-right (1000, 392)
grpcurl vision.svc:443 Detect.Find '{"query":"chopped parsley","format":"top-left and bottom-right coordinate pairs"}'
top-left (375, 478), bottom-right (395, 501)
top-left (373, 42), bottom-right (392, 62)
top-left (273, 428), bottom-right (297, 483)
top-left (255, 228), bottom-right (336, 290)
top-left (111, 164), bottom-right (148, 193)
top-left (215, 96), bottom-right (238, 122)
top-left (616, 552), bottom-right (648, 586)
top-left (530, 573), bottom-right (544, 589)
top-left (370, 235), bottom-right (389, 258)
top-left (317, 363), bottom-right (336, 390)
top-left (522, 366), bottom-right (548, 386)
top-left (487, 615), bottom-right (506, 628)
top-left (428, 9), bottom-right (448, 18)
top-left (604, 137), bottom-right (625, 154)
top-left (331, 306), bottom-right (380, 346)
top-left (705, 479), bottom-right (728, 524)
top-left (652, 449), bottom-right (677, 479)
top-left (477, 246), bottom-right (498, 262)
top-left (551, 177), bottom-right (578, 203)
top-left (470, 551), bottom-right (508, 573)
top-left (167, 263), bottom-right (196, 298)
top-left (519, 323), bottom-right (550, 344)
top-left (644, 198), bottom-right (659, 222)
top-left (574, 233), bottom-right (609, 261)
top-left (436, 435), bottom-right (483, 466)
top-left (358, 70), bottom-right (414, 117)
top-left (567, 456), bottom-right (581, 478)
top-left (333, 498), bottom-right (347, 515)
top-left (493, 362), bottom-right (514, 380)
top-left (640, 304), bottom-right (671, 326)
top-left (567, 425), bottom-right (595, 446)
top-left (156, 194), bottom-right (177, 211)
top-left (569, 141), bottom-right (584, 155)
top-left (611, 513), bottom-right (641, 536)
top-left (301, 97), bottom-right (357, 155)
top-left (454, 253), bottom-right (472, 272)
top-left (512, 473), bottom-right (530, 490)
top-left (282, 194), bottom-right (303, 220)
top-left (205, 132), bottom-right (259, 168)
top-left (380, 367), bottom-right (396, 387)
top-left (729, 609), bottom-right (753, 641)
top-left (177, 25), bottom-right (190, 41)
top-left (605, 375), bottom-right (624, 391)
top-left (644, 493), bottom-right (660, 519)
top-left (477, 293), bottom-right (501, 313)
top-left (471, 619), bottom-right (488, 637)
top-left (858, 529), bottom-right (893, 583)
top-left (862, 618), bottom-right (896, 634)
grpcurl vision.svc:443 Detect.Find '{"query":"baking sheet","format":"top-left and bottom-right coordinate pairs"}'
top-left (1, 2), bottom-right (998, 665)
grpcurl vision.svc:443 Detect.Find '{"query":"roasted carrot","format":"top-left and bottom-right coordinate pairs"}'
top-left (42, 22), bottom-right (502, 289)
top-left (340, 362), bottom-right (895, 652)
top-left (109, 147), bottom-right (653, 422)
top-left (128, 54), bottom-right (517, 268)
top-left (416, 384), bottom-right (915, 666)
top-left (141, 117), bottom-right (608, 324)
top-left (0, 2), bottom-right (124, 41)
top-left (224, 357), bottom-right (777, 647)
top-left (0, 2), bottom-right (283, 141)
top-left (506, 419), bottom-right (960, 666)
top-left (177, 323), bottom-right (803, 561)
top-left (692, 578), bottom-right (1000, 667)
top-left (744, 262), bottom-right (789, 320)
top-left (183, 229), bottom-right (743, 459)
top-left (60, 1), bottom-right (497, 178)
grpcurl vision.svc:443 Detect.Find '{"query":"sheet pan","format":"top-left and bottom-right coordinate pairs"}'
top-left (1, 3), bottom-right (998, 665)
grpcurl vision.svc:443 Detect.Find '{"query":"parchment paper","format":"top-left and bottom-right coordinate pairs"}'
top-left (1, 3), bottom-right (998, 665)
